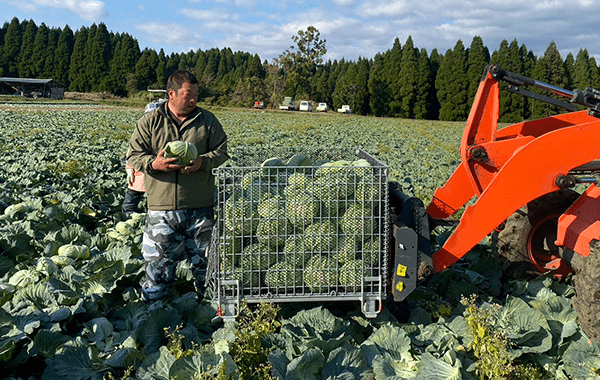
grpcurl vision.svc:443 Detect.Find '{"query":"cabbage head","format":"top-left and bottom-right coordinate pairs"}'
top-left (57, 243), bottom-right (90, 260)
top-left (164, 141), bottom-right (198, 166)
top-left (36, 257), bottom-right (59, 276)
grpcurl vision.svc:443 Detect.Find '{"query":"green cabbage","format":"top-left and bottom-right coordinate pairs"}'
top-left (9, 269), bottom-right (41, 287)
top-left (36, 257), bottom-right (59, 276)
top-left (163, 141), bottom-right (198, 166)
top-left (57, 243), bottom-right (90, 260)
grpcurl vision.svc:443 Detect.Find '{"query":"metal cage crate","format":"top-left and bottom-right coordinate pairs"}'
top-left (207, 146), bottom-right (390, 320)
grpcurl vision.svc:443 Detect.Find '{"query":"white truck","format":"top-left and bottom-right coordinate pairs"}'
top-left (337, 105), bottom-right (352, 114)
top-left (279, 97), bottom-right (296, 110)
top-left (299, 101), bottom-right (313, 112)
top-left (316, 102), bottom-right (328, 112)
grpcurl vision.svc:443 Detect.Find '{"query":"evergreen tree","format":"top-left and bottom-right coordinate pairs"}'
top-left (413, 48), bottom-right (431, 119)
top-left (42, 28), bottom-right (59, 79)
top-left (311, 61), bottom-right (333, 106)
top-left (156, 49), bottom-right (168, 87)
top-left (0, 22), bottom-right (7, 76)
top-left (354, 57), bottom-right (371, 115)
top-left (102, 33), bottom-right (140, 95)
top-left (135, 48), bottom-right (159, 90)
top-left (217, 48), bottom-right (235, 83)
top-left (492, 39), bottom-right (525, 122)
top-left (573, 48), bottom-right (600, 91)
top-left (368, 53), bottom-right (389, 117)
top-left (17, 20), bottom-right (37, 77)
top-left (165, 53), bottom-right (180, 78)
top-left (86, 23), bottom-right (112, 92)
top-left (54, 25), bottom-right (73, 87)
top-left (69, 27), bottom-right (89, 91)
top-left (521, 44), bottom-right (536, 78)
top-left (588, 57), bottom-right (600, 89)
top-left (466, 36), bottom-right (489, 108)
top-left (385, 37), bottom-right (402, 116)
top-left (332, 60), bottom-right (352, 110)
top-left (247, 54), bottom-right (265, 79)
top-left (193, 49), bottom-right (206, 83)
top-left (202, 48), bottom-right (219, 84)
top-left (428, 48), bottom-right (441, 119)
top-left (31, 23), bottom-right (49, 77)
top-left (436, 40), bottom-right (469, 121)
top-left (563, 52), bottom-right (575, 89)
top-left (397, 36), bottom-right (418, 118)
top-left (531, 41), bottom-right (568, 119)
top-left (79, 24), bottom-right (98, 91)
top-left (2, 18), bottom-right (22, 76)
top-left (0, 21), bottom-right (5, 38)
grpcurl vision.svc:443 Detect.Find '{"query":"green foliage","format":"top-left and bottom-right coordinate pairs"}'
top-left (437, 40), bottom-right (470, 121)
top-left (461, 295), bottom-right (546, 380)
top-left (229, 301), bottom-right (281, 380)
top-left (1, 109), bottom-right (599, 379)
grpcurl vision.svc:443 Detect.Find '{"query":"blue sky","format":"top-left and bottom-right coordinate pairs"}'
top-left (1, 0), bottom-right (599, 63)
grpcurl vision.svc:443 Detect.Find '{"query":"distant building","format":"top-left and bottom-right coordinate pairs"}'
top-left (0, 77), bottom-right (65, 99)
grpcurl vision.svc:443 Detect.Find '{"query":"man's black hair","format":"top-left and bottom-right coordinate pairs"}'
top-left (167, 70), bottom-right (199, 93)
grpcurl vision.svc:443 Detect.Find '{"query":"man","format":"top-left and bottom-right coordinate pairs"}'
top-left (127, 70), bottom-right (229, 302)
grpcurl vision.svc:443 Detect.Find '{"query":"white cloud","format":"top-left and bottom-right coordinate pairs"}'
top-left (179, 8), bottom-right (233, 22)
top-left (134, 21), bottom-right (203, 47)
top-left (8, 0), bottom-right (598, 65)
top-left (5, 0), bottom-right (106, 22)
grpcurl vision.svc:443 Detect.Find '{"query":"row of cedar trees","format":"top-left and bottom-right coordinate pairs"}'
top-left (1, 17), bottom-right (600, 122)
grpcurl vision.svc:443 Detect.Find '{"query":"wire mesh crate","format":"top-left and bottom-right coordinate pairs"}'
top-left (207, 146), bottom-right (390, 320)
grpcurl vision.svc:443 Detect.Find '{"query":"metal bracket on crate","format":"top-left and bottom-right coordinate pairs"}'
top-left (361, 275), bottom-right (383, 318)
top-left (217, 279), bottom-right (241, 322)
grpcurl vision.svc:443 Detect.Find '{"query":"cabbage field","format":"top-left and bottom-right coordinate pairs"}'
top-left (1, 106), bottom-right (599, 380)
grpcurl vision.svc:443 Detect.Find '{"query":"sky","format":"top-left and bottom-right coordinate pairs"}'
top-left (1, 0), bottom-right (600, 64)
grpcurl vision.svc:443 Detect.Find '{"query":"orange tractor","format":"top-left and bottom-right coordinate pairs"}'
top-left (391, 64), bottom-right (600, 342)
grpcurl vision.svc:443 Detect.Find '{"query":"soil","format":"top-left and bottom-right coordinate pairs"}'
top-left (571, 240), bottom-right (600, 342)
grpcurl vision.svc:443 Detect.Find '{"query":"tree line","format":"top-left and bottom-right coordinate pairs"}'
top-left (1, 17), bottom-right (599, 122)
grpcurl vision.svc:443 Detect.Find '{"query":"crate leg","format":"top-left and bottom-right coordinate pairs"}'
top-left (361, 275), bottom-right (383, 318)
top-left (217, 279), bottom-right (240, 322)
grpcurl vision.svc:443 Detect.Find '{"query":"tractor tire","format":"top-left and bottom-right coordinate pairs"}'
top-left (571, 240), bottom-right (600, 342)
top-left (492, 189), bottom-right (580, 279)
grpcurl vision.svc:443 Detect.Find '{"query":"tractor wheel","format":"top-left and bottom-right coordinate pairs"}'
top-left (571, 241), bottom-right (600, 342)
top-left (492, 189), bottom-right (580, 279)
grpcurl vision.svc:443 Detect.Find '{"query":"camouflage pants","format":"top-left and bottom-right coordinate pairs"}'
top-left (140, 207), bottom-right (214, 302)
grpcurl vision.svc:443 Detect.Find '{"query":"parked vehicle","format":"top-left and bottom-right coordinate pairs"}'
top-left (279, 97), bottom-right (296, 110)
top-left (144, 89), bottom-right (167, 113)
top-left (253, 101), bottom-right (264, 109)
top-left (316, 103), bottom-right (328, 112)
top-left (337, 105), bottom-right (352, 114)
top-left (299, 101), bottom-right (313, 112)
top-left (144, 98), bottom-right (166, 114)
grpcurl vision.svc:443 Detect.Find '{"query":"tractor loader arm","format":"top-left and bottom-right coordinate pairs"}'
top-left (424, 64), bottom-right (600, 273)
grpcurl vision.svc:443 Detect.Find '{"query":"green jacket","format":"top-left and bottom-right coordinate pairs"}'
top-left (127, 102), bottom-right (229, 211)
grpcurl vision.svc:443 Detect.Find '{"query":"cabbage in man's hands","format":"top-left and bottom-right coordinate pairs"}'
top-left (163, 141), bottom-right (198, 166)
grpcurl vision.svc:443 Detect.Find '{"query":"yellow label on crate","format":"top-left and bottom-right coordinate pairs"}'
top-left (397, 264), bottom-right (407, 277)
top-left (395, 281), bottom-right (404, 292)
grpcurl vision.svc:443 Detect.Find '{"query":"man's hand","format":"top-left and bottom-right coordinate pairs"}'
top-left (181, 157), bottom-right (203, 174)
top-left (152, 150), bottom-right (185, 172)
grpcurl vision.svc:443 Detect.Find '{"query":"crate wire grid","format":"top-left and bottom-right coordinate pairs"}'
top-left (207, 147), bottom-right (389, 317)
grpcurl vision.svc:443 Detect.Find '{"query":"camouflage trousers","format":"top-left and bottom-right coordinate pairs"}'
top-left (140, 207), bottom-right (214, 302)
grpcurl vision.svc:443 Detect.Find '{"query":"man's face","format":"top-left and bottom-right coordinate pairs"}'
top-left (168, 82), bottom-right (199, 117)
